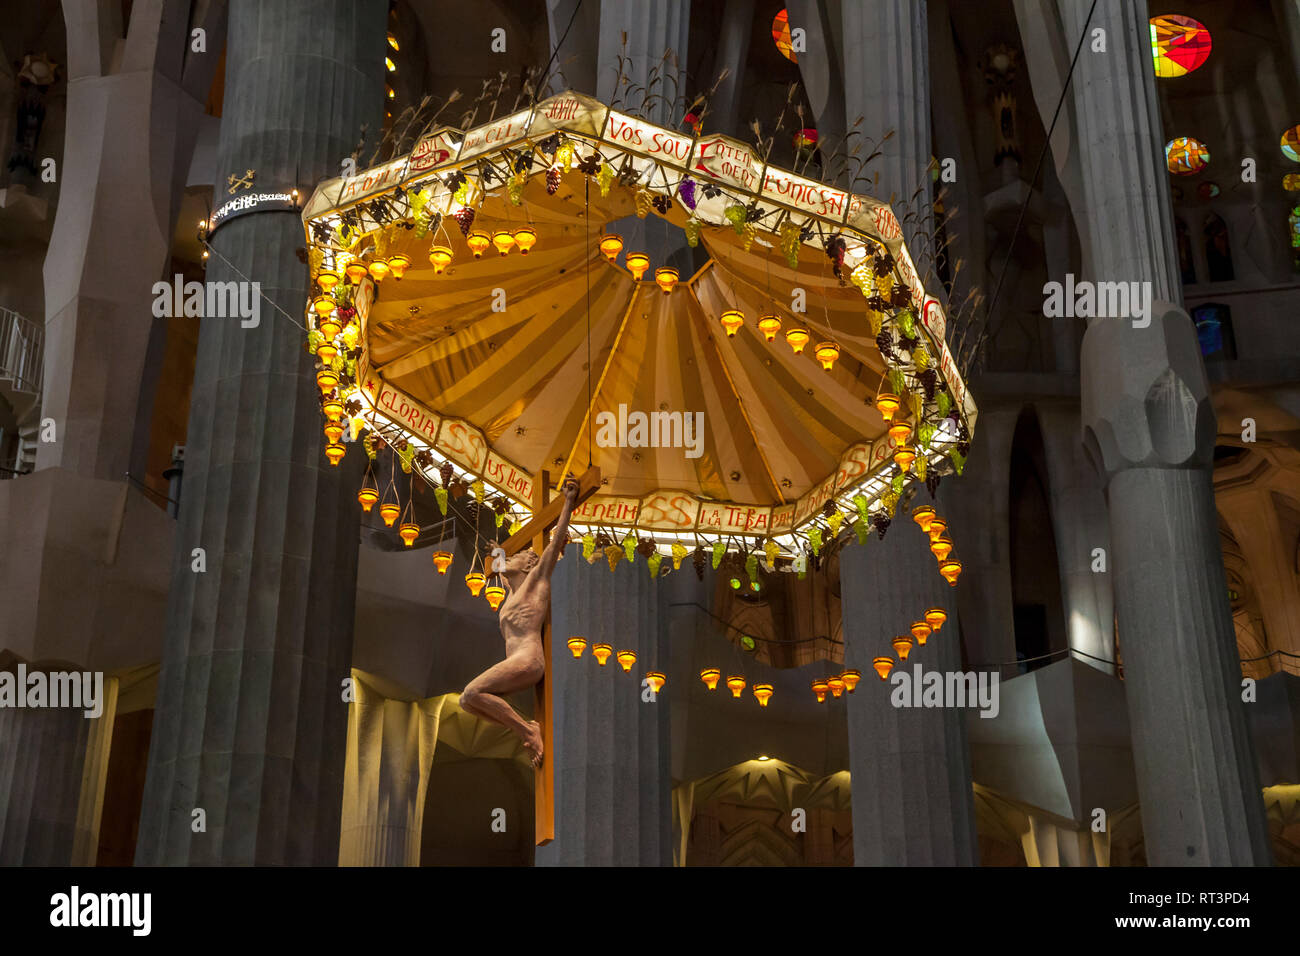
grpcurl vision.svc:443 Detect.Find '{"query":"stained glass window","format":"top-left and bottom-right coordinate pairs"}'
top-left (1166, 136), bottom-right (1210, 175)
top-left (1284, 173), bottom-right (1300, 192)
top-left (772, 10), bottom-right (797, 63)
top-left (1281, 126), bottom-right (1300, 163)
top-left (1151, 15), bottom-right (1212, 77)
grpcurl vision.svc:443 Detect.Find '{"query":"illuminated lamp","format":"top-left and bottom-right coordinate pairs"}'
top-left (811, 679), bottom-right (829, 703)
top-left (827, 675), bottom-right (846, 698)
top-left (321, 397), bottom-right (344, 421)
top-left (889, 421), bottom-right (913, 446)
top-left (940, 558), bottom-right (962, 586)
top-left (367, 258), bottom-right (390, 281)
top-left (911, 620), bottom-right (932, 646)
top-left (700, 668), bottom-right (721, 690)
top-left (785, 327), bottom-right (810, 353)
top-left (379, 501), bottom-right (400, 527)
top-left (726, 675), bottom-right (747, 698)
top-left (872, 657), bottom-right (894, 681)
top-left (386, 253), bottom-right (411, 279)
top-left (892, 635), bottom-right (913, 660)
top-left (912, 504), bottom-right (936, 533)
top-left (317, 368), bottom-right (340, 393)
top-left (317, 270), bottom-right (340, 293)
top-left (719, 310), bottom-right (744, 337)
top-left (592, 643), bottom-right (613, 666)
top-left (599, 234), bottom-right (624, 261)
top-left (484, 584), bottom-right (506, 610)
top-left (646, 672), bottom-right (667, 694)
top-left (654, 267), bottom-right (679, 294)
top-left (927, 517), bottom-right (947, 541)
top-left (925, 607), bottom-right (947, 631)
top-left (930, 535), bottom-right (953, 562)
top-left (324, 421), bottom-right (344, 443)
top-left (325, 443), bottom-right (345, 466)
top-left (357, 477), bottom-right (379, 513)
top-left (467, 232), bottom-right (491, 258)
top-left (757, 315), bottom-right (782, 341)
top-left (875, 390), bottom-right (900, 421)
top-left (313, 295), bottom-right (336, 318)
top-left (752, 683), bottom-right (774, 707)
top-left (465, 571), bottom-right (486, 596)
top-left (345, 261), bottom-right (369, 284)
top-left (491, 230), bottom-right (515, 256)
top-left (318, 314), bottom-right (342, 339)
top-left (399, 522), bottom-right (419, 547)
top-left (432, 551), bottom-right (453, 574)
top-left (428, 245), bottom-right (453, 273)
top-left (893, 445), bottom-right (916, 473)
top-left (616, 649), bottom-right (637, 672)
top-left (385, 56), bottom-right (396, 72)
top-left (626, 252), bottom-right (650, 281)
top-left (567, 637), bottom-right (587, 659)
top-left (814, 341), bottom-right (841, 371)
top-left (513, 227), bottom-right (537, 255)
top-left (387, 32), bottom-right (399, 51)
top-left (841, 669), bottom-right (861, 693)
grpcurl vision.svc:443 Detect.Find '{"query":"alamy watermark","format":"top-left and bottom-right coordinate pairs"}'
top-left (50, 886), bottom-right (150, 936)
top-left (0, 664), bottom-right (104, 718)
top-left (594, 403), bottom-right (704, 459)
top-left (1042, 274), bottom-right (1151, 328)
top-left (152, 273), bottom-right (260, 328)
top-left (889, 662), bottom-right (1000, 718)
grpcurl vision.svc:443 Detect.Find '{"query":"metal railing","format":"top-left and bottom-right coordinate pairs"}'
top-left (0, 306), bottom-right (43, 395)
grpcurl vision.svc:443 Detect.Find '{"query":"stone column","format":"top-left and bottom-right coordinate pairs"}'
top-left (135, 0), bottom-right (386, 865)
top-left (839, 502), bottom-right (980, 866)
top-left (536, 544), bottom-right (671, 866)
top-left (1067, 0), bottom-right (1271, 865)
top-left (338, 675), bottom-right (443, 866)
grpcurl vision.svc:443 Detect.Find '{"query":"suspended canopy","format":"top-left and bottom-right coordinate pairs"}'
top-left (301, 92), bottom-right (976, 561)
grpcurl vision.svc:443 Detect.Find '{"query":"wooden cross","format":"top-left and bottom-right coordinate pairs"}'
top-left (498, 464), bottom-right (601, 846)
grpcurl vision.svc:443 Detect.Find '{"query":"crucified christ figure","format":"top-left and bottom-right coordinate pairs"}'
top-left (458, 475), bottom-right (579, 768)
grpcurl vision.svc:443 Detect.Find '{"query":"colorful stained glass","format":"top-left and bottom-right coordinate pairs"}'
top-left (1197, 181), bottom-right (1220, 199)
top-left (1151, 15), bottom-right (1212, 77)
top-left (772, 9), bottom-right (797, 62)
top-left (1282, 126), bottom-right (1300, 163)
top-left (1166, 136), bottom-right (1210, 175)
top-left (1284, 173), bottom-right (1300, 191)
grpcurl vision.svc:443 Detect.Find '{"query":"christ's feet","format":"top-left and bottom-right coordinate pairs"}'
top-left (522, 719), bottom-right (544, 767)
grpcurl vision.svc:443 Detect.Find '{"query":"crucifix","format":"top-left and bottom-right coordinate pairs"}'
top-left (458, 464), bottom-right (601, 846)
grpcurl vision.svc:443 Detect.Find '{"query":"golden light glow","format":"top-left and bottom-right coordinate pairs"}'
top-left (757, 315), bottom-right (782, 341)
top-left (814, 341), bottom-right (841, 371)
top-left (317, 369), bottom-right (340, 393)
top-left (313, 295), bottom-right (336, 318)
top-left (841, 669), bottom-right (861, 693)
top-left (387, 32), bottom-right (399, 51)
top-left (889, 421), bottom-right (913, 446)
top-left (379, 502), bottom-right (400, 527)
top-left (700, 668), bottom-right (721, 690)
top-left (626, 252), bottom-right (650, 281)
top-left (318, 315), bottom-right (341, 339)
top-left (567, 636), bottom-right (587, 659)
top-left (385, 57), bottom-right (396, 72)
top-left (592, 643), bottom-right (613, 666)
top-left (940, 558), bottom-right (962, 586)
top-left (930, 535), bottom-right (953, 562)
top-left (345, 262), bottom-right (369, 284)
top-left (892, 635), bottom-right (913, 660)
top-left (785, 327), bottom-right (810, 353)
top-left (317, 269), bottom-right (340, 293)
top-left (911, 620), bottom-right (932, 645)
top-left (893, 445), bottom-right (916, 473)
top-left (513, 227), bottom-right (537, 254)
top-left (428, 245), bottom-right (453, 272)
top-left (827, 675), bottom-right (846, 698)
top-left (875, 390), bottom-right (900, 422)
top-left (812, 679), bottom-right (829, 703)
top-left (386, 253), bottom-right (411, 279)
top-left (912, 505), bottom-right (936, 533)
top-left (720, 310), bottom-right (744, 337)
top-left (616, 649), bottom-right (637, 673)
top-left (357, 486), bottom-right (379, 513)
top-left (753, 683), bottom-right (774, 707)
top-left (367, 258), bottom-right (390, 281)
top-left (599, 234), bottom-right (624, 261)
top-left (646, 671), bottom-right (667, 693)
top-left (324, 421), bottom-right (344, 443)
top-left (321, 397), bottom-right (344, 421)
top-left (726, 675), bottom-right (747, 698)
top-left (316, 341), bottom-right (339, 362)
top-left (467, 232), bottom-right (491, 258)
top-left (325, 443), bottom-right (345, 466)
top-left (928, 517), bottom-right (948, 541)
top-left (432, 551), bottom-right (453, 574)
top-left (654, 267), bottom-right (679, 294)
top-left (491, 230), bottom-right (516, 256)
top-left (465, 571), bottom-right (486, 596)
top-left (398, 521), bottom-right (419, 546)
top-left (484, 584), bottom-right (506, 610)
top-left (872, 657), bottom-right (894, 681)
top-left (925, 607), bottom-right (947, 631)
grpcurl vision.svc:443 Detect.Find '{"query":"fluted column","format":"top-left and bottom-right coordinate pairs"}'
top-left (536, 545), bottom-right (671, 866)
top-left (1067, 0), bottom-right (1271, 865)
top-left (839, 495), bottom-right (979, 866)
top-left (135, 0), bottom-right (386, 865)
top-left (338, 675), bottom-right (443, 866)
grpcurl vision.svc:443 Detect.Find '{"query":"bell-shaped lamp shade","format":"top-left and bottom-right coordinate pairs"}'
top-left (700, 668), bottom-right (721, 690)
top-left (465, 571), bottom-right (486, 596)
top-left (928, 517), bottom-right (948, 541)
top-left (317, 270), bottom-right (340, 293)
top-left (345, 261), bottom-right (369, 284)
top-left (912, 505), bottom-right (936, 533)
top-left (930, 535), bottom-right (953, 562)
top-left (324, 421), bottom-right (344, 443)
top-left (811, 679), bottom-right (829, 703)
top-left (313, 295), bottom-right (336, 318)
top-left (428, 245), bottom-right (453, 273)
top-left (841, 669), bottom-right (861, 693)
top-left (616, 649), bottom-right (637, 673)
top-left (467, 232), bottom-right (491, 258)
top-left (940, 558), bottom-right (962, 586)
top-left (316, 341), bottom-right (339, 362)
top-left (753, 683), bottom-right (774, 707)
top-left (379, 502), bottom-right (400, 527)
top-left (892, 635), bottom-right (913, 660)
top-left (513, 227), bottom-right (537, 255)
top-left (325, 443), bottom-right (346, 466)
top-left (317, 368), bottom-right (340, 393)
top-left (592, 643), bottom-right (613, 666)
top-left (872, 657), bottom-right (894, 681)
top-left (757, 315), bottom-right (782, 341)
top-left (387, 253), bottom-right (411, 279)
top-left (484, 584), bottom-right (506, 610)
top-left (567, 636), bottom-right (587, 659)
top-left (875, 390), bottom-right (900, 422)
top-left (491, 230), bottom-right (515, 256)
top-left (598, 234), bottom-right (623, 261)
top-left (654, 267), bottom-right (679, 294)
top-left (626, 252), bottom-right (650, 281)
top-left (321, 397), bottom-right (344, 422)
top-left (925, 607), bottom-right (948, 631)
top-left (367, 258), bottom-right (390, 281)
top-left (357, 485), bottom-right (379, 513)
top-left (911, 620), bottom-right (932, 646)
top-left (889, 421), bottom-right (913, 446)
top-left (399, 522), bottom-right (419, 547)
top-left (827, 675), bottom-right (846, 698)
top-left (720, 310), bottom-right (744, 337)
top-left (893, 445), bottom-right (916, 473)
top-left (432, 551), bottom-right (453, 574)
top-left (785, 327), bottom-right (810, 353)
top-left (646, 672), bottom-right (667, 694)
top-left (814, 341), bottom-right (841, 371)
top-left (726, 675), bottom-right (746, 698)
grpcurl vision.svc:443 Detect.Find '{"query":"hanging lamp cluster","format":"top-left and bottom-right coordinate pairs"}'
top-left (567, 636), bottom-right (664, 695)
top-left (870, 604), bottom-right (949, 683)
top-left (913, 503), bottom-right (962, 586)
top-left (698, 667), bottom-right (778, 708)
top-left (810, 668), bottom-right (860, 702)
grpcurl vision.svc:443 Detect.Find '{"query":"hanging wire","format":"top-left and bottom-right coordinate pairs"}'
top-left (585, 173), bottom-right (593, 468)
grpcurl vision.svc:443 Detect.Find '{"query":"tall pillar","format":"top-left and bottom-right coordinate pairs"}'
top-left (338, 675), bottom-right (443, 866)
top-left (1069, 0), bottom-right (1271, 865)
top-left (135, 0), bottom-right (385, 865)
top-left (536, 545), bottom-right (671, 866)
top-left (839, 499), bottom-right (980, 866)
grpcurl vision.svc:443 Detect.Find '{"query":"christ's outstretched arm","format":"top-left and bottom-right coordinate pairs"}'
top-left (537, 475), bottom-right (580, 578)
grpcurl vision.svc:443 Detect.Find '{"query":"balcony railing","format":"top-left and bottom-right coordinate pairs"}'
top-left (0, 306), bottom-right (43, 396)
